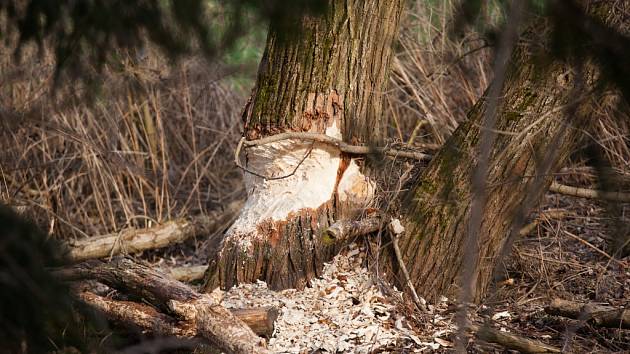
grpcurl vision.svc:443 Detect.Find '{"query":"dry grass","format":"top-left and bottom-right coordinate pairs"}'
top-left (0, 45), bottom-right (246, 240)
top-left (386, 0), bottom-right (492, 145)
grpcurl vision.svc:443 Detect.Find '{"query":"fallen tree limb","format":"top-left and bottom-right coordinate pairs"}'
top-left (78, 291), bottom-right (196, 337)
top-left (470, 324), bottom-right (561, 353)
top-left (228, 308), bottom-right (279, 338)
top-left (546, 298), bottom-right (630, 329)
top-left (79, 291), bottom-right (278, 338)
top-left (62, 201), bottom-right (241, 263)
top-left (549, 182), bottom-right (630, 203)
top-left (63, 258), bottom-right (268, 354)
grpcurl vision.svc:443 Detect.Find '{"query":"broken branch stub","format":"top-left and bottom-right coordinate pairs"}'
top-left (322, 217), bottom-right (382, 245)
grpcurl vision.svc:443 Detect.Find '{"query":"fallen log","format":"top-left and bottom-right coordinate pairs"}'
top-left (79, 291), bottom-right (278, 338)
top-left (471, 324), bottom-right (561, 353)
top-left (62, 201), bottom-right (241, 262)
top-left (229, 308), bottom-right (279, 338)
top-left (78, 291), bottom-right (196, 337)
top-left (546, 298), bottom-right (630, 329)
top-left (63, 258), bottom-right (268, 354)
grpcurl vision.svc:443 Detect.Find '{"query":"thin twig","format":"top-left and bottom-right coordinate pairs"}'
top-left (390, 223), bottom-right (427, 312)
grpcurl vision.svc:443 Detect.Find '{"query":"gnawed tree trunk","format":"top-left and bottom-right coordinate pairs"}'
top-left (396, 2), bottom-right (620, 303)
top-left (203, 0), bottom-right (404, 292)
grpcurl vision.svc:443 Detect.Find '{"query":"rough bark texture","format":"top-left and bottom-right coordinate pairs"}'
top-left (396, 2), bottom-right (621, 303)
top-left (203, 0), bottom-right (404, 292)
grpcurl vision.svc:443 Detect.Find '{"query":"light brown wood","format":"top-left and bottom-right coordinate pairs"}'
top-left (166, 265), bottom-right (208, 283)
top-left (549, 181), bottom-right (630, 202)
top-left (322, 217), bottom-right (382, 244)
top-left (229, 308), bottom-right (279, 338)
top-left (62, 201), bottom-right (241, 262)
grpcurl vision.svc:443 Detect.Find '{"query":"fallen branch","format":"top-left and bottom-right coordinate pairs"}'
top-left (546, 298), bottom-right (630, 329)
top-left (62, 201), bottom-right (241, 262)
top-left (79, 291), bottom-right (278, 338)
top-left (229, 307), bottom-right (279, 338)
top-left (61, 258), bottom-right (268, 354)
top-left (549, 182), bottom-right (630, 203)
top-left (78, 291), bottom-right (196, 337)
top-left (471, 324), bottom-right (561, 353)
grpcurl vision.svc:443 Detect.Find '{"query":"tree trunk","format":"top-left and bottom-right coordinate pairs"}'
top-left (396, 2), bottom-right (619, 303)
top-left (203, 0), bottom-right (404, 292)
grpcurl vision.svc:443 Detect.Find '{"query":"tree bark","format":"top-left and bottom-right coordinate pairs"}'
top-left (203, 0), bottom-right (404, 292)
top-left (395, 2), bottom-right (620, 303)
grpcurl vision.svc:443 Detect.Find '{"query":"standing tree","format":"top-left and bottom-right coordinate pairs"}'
top-left (203, 0), bottom-right (405, 291)
top-left (395, 0), bottom-right (630, 303)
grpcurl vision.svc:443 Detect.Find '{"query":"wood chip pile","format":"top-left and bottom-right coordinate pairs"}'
top-left (213, 244), bottom-right (456, 353)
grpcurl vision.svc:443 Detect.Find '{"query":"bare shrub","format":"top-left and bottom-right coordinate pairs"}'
top-left (0, 47), bottom-right (246, 239)
top-left (386, 0), bottom-right (493, 145)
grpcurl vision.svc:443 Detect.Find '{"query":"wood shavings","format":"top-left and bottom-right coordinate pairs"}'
top-left (219, 244), bottom-right (437, 353)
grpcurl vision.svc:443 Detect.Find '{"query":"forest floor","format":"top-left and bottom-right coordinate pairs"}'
top-left (139, 181), bottom-right (629, 353)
